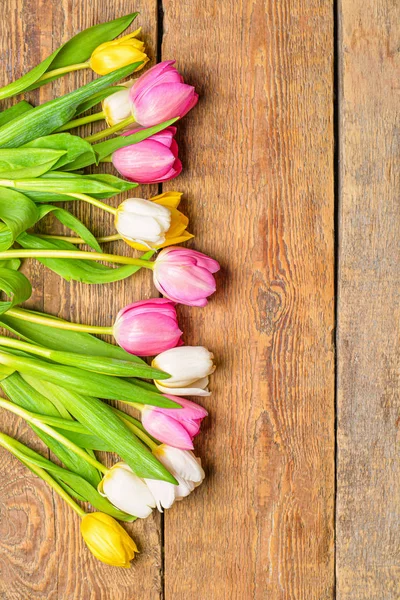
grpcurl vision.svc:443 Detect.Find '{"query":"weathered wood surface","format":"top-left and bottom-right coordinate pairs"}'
top-left (0, 1), bottom-right (163, 599)
top-left (336, 2), bottom-right (400, 599)
top-left (162, 0), bottom-right (335, 598)
top-left (10, 0), bottom-right (400, 598)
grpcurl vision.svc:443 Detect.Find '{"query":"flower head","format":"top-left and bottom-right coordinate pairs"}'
top-left (142, 396), bottom-right (208, 449)
top-left (102, 80), bottom-right (134, 127)
top-left (152, 346), bottom-right (215, 396)
top-left (129, 60), bottom-right (198, 127)
top-left (153, 247), bottom-right (220, 307)
top-left (98, 462), bottom-right (156, 518)
top-left (112, 126), bottom-right (182, 184)
top-left (80, 512), bottom-right (138, 568)
top-left (113, 298), bottom-right (183, 356)
top-left (89, 29), bottom-right (149, 75)
top-left (145, 445), bottom-right (205, 511)
top-left (115, 192), bottom-right (193, 250)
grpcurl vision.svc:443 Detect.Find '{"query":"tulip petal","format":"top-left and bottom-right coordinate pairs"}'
top-left (142, 409), bottom-right (195, 450)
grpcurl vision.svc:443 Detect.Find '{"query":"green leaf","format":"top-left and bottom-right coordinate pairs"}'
top-left (0, 52), bottom-right (60, 101)
top-left (36, 204), bottom-right (101, 252)
top-left (0, 101), bottom-right (34, 127)
top-left (24, 376), bottom-right (177, 483)
top-left (0, 257), bottom-right (21, 270)
top-left (2, 433), bottom-right (134, 521)
top-left (0, 14), bottom-right (139, 100)
top-left (11, 175), bottom-right (119, 195)
top-left (0, 309), bottom-right (146, 363)
top-left (0, 63), bottom-right (142, 148)
top-left (24, 133), bottom-right (96, 170)
top-left (10, 343), bottom-right (167, 379)
top-left (16, 234), bottom-right (152, 285)
top-left (0, 349), bottom-right (177, 407)
top-left (26, 414), bottom-right (114, 451)
top-left (0, 188), bottom-right (39, 248)
top-left (0, 267), bottom-right (31, 315)
top-left (50, 13), bottom-right (139, 70)
top-left (0, 149), bottom-right (66, 179)
top-left (0, 372), bottom-right (101, 487)
top-left (82, 173), bottom-right (137, 194)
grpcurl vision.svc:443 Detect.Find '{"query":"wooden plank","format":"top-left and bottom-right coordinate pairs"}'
top-left (161, 0), bottom-right (335, 598)
top-left (0, 2), bottom-right (163, 598)
top-left (337, 2), bottom-right (400, 598)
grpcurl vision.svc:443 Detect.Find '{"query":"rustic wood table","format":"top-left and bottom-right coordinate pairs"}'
top-left (0, 1), bottom-right (398, 599)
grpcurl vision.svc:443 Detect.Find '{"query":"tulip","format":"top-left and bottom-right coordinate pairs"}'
top-left (102, 80), bottom-right (134, 127)
top-left (89, 29), bottom-right (149, 76)
top-left (80, 512), bottom-right (138, 568)
top-left (98, 462), bottom-right (156, 518)
top-left (112, 126), bottom-right (182, 184)
top-left (152, 346), bottom-right (216, 396)
top-left (153, 247), bottom-right (220, 307)
top-left (145, 445), bottom-right (205, 511)
top-left (141, 396), bottom-right (208, 450)
top-left (115, 192), bottom-right (193, 250)
top-left (113, 298), bottom-right (183, 356)
top-left (128, 60), bottom-right (198, 127)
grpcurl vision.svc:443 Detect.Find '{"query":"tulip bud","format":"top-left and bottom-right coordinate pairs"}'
top-left (145, 445), bottom-right (205, 511)
top-left (98, 462), bottom-right (156, 518)
top-left (115, 198), bottom-right (171, 248)
top-left (141, 396), bottom-right (208, 450)
top-left (152, 346), bottom-right (215, 396)
top-left (153, 247), bottom-right (220, 307)
top-left (112, 126), bottom-right (182, 184)
top-left (115, 192), bottom-right (193, 250)
top-left (89, 29), bottom-right (149, 76)
top-left (80, 512), bottom-right (138, 568)
top-left (128, 60), bottom-right (198, 127)
top-left (113, 298), bottom-right (183, 356)
top-left (102, 81), bottom-right (134, 127)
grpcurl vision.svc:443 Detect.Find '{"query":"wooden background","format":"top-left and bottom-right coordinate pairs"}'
top-left (0, 0), bottom-right (398, 598)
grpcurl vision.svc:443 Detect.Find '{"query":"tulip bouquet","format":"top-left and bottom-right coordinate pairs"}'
top-left (0, 12), bottom-right (219, 569)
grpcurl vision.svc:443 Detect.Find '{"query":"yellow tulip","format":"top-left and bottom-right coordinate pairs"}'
top-left (120, 192), bottom-right (194, 251)
top-left (89, 28), bottom-right (149, 76)
top-left (80, 512), bottom-right (138, 568)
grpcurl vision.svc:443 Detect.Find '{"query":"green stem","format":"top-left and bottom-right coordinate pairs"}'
top-left (6, 307), bottom-right (114, 335)
top-left (36, 62), bottom-right (89, 83)
top-left (0, 432), bottom-right (86, 517)
top-left (0, 397), bottom-right (109, 475)
top-left (100, 155), bottom-right (113, 163)
top-left (56, 111), bottom-right (105, 132)
top-left (0, 335), bottom-right (54, 358)
top-left (84, 115), bottom-right (136, 143)
top-left (35, 233), bottom-right (122, 244)
top-left (67, 193), bottom-right (117, 215)
top-left (0, 249), bottom-right (155, 269)
top-left (120, 417), bottom-right (158, 451)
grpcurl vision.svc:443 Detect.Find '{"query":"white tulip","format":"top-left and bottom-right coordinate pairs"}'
top-left (152, 346), bottom-right (216, 396)
top-left (99, 462), bottom-right (156, 518)
top-left (115, 198), bottom-right (171, 248)
top-left (145, 445), bottom-right (205, 512)
top-left (102, 80), bottom-right (134, 127)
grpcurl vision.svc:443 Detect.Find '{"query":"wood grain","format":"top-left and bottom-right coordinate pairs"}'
top-left (336, 1), bottom-right (400, 598)
top-left (0, 2), bottom-right (163, 598)
top-left (161, 0), bottom-right (335, 598)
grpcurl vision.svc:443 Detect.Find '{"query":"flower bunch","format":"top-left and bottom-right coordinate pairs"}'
top-left (0, 12), bottom-right (219, 570)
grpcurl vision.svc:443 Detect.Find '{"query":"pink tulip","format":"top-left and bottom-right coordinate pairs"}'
top-left (112, 126), bottom-right (182, 184)
top-left (129, 60), bottom-right (198, 127)
top-left (153, 247), bottom-right (220, 307)
top-left (141, 396), bottom-right (208, 450)
top-left (113, 298), bottom-right (183, 356)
